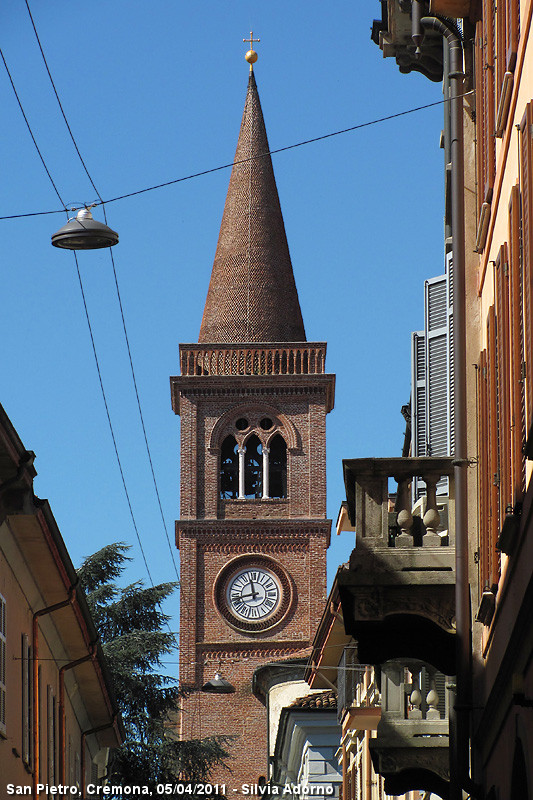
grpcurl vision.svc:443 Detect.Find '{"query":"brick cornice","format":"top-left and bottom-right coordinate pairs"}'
top-left (176, 518), bottom-right (331, 535)
top-left (176, 519), bottom-right (331, 550)
top-left (170, 373), bottom-right (336, 414)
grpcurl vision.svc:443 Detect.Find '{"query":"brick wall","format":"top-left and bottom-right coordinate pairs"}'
top-left (174, 368), bottom-right (333, 789)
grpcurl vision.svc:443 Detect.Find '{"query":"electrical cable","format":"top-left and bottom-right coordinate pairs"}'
top-left (23, 0), bottom-right (180, 583)
top-left (0, 44), bottom-right (67, 212)
top-left (73, 249), bottom-right (154, 587)
top-left (0, 90), bottom-right (474, 221)
top-left (0, 40), bottom-right (157, 589)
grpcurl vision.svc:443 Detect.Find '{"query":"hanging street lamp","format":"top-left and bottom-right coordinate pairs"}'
top-left (51, 207), bottom-right (119, 250)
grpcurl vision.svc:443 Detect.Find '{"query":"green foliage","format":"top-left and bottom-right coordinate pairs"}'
top-left (78, 543), bottom-right (231, 785)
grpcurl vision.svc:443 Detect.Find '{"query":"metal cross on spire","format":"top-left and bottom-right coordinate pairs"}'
top-left (243, 30), bottom-right (260, 70)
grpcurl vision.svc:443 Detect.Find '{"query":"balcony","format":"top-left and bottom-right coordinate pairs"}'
top-left (371, 0), bottom-right (445, 82)
top-left (370, 660), bottom-right (451, 799)
top-left (337, 458), bottom-right (456, 674)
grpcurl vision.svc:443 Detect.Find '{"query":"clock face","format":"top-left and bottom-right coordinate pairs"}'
top-left (214, 556), bottom-right (292, 632)
top-left (227, 568), bottom-right (281, 621)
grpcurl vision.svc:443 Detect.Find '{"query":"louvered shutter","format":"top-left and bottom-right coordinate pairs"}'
top-left (425, 275), bottom-right (451, 495)
top-left (520, 103), bottom-right (533, 426)
top-left (22, 633), bottom-right (32, 765)
top-left (509, 184), bottom-right (525, 494)
top-left (487, 307), bottom-right (501, 583)
top-left (495, 246), bottom-right (512, 513)
top-left (478, 350), bottom-right (490, 590)
top-left (506, 0), bottom-right (519, 71)
top-left (412, 331), bottom-right (427, 457)
top-left (426, 276), bottom-right (448, 457)
top-left (447, 252), bottom-right (455, 456)
top-left (412, 331), bottom-right (426, 500)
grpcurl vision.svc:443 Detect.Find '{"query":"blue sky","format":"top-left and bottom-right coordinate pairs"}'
top-left (0, 1), bottom-right (445, 679)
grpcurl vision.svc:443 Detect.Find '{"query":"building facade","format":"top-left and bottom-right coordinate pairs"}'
top-left (0, 402), bottom-right (121, 796)
top-left (171, 66), bottom-right (335, 791)
top-left (366, 1), bottom-right (533, 796)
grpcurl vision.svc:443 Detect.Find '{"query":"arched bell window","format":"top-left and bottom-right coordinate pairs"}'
top-left (268, 434), bottom-right (287, 498)
top-left (244, 435), bottom-right (263, 499)
top-left (219, 420), bottom-right (288, 501)
top-left (220, 436), bottom-right (239, 499)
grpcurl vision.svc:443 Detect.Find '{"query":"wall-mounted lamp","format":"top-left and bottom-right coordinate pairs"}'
top-left (201, 672), bottom-right (236, 694)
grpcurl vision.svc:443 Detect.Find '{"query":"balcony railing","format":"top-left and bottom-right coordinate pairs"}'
top-left (342, 457), bottom-right (455, 549)
top-left (179, 342), bottom-right (327, 376)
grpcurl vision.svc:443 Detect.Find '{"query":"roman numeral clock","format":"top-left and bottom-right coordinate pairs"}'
top-left (170, 46), bottom-right (335, 790)
top-left (216, 559), bottom-right (292, 630)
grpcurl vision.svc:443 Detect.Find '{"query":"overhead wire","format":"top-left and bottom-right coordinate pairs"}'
top-left (0, 90), bottom-right (474, 221)
top-left (23, 0), bottom-right (179, 583)
top-left (0, 27), bottom-right (156, 589)
top-left (72, 249), bottom-right (154, 586)
top-left (0, 45), bottom-right (66, 213)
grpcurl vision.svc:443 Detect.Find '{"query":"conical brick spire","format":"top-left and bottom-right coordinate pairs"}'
top-left (199, 72), bottom-right (306, 343)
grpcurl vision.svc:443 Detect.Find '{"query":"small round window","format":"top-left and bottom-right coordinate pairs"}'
top-left (235, 418), bottom-right (249, 431)
top-left (260, 417), bottom-right (273, 431)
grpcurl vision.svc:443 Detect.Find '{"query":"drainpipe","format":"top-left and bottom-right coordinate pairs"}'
top-left (417, 15), bottom-right (475, 800)
top-left (32, 587), bottom-right (77, 798)
top-left (59, 647), bottom-right (97, 784)
top-left (80, 717), bottom-right (119, 797)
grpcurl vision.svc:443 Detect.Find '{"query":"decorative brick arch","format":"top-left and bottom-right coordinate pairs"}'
top-left (209, 402), bottom-right (299, 452)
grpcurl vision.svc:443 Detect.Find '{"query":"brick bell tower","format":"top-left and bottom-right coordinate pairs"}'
top-left (170, 53), bottom-right (335, 791)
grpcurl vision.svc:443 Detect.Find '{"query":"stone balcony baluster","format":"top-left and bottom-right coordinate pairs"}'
top-left (338, 457), bottom-right (456, 675)
top-left (423, 474), bottom-right (443, 546)
top-left (395, 477), bottom-right (414, 547)
top-left (408, 672), bottom-right (423, 719)
top-left (370, 659), bottom-right (451, 798)
top-left (426, 672), bottom-right (441, 720)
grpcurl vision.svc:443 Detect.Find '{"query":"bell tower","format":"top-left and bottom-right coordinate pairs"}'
top-left (170, 48), bottom-right (335, 791)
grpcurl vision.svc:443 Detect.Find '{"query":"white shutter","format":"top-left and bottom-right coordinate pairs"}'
top-left (426, 275), bottom-right (449, 456)
top-left (412, 331), bottom-right (427, 456)
top-left (0, 595), bottom-right (5, 736)
top-left (446, 252), bottom-right (455, 456)
top-left (425, 272), bottom-right (453, 496)
top-left (412, 331), bottom-right (427, 500)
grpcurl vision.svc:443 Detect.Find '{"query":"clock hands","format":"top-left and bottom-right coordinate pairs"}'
top-left (239, 580), bottom-right (260, 601)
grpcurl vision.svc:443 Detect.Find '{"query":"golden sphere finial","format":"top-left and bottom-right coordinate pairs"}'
top-left (243, 32), bottom-right (260, 70)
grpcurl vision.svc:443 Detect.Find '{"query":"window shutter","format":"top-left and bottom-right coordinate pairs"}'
top-left (495, 246), bottom-right (512, 514)
top-left (496, 1), bottom-right (507, 99)
top-left (447, 252), bottom-right (455, 456)
top-left (477, 350), bottom-right (490, 591)
top-left (475, 5), bottom-right (496, 214)
top-left (475, 24), bottom-right (485, 213)
top-left (47, 686), bottom-right (56, 783)
top-left (509, 184), bottom-right (525, 495)
top-left (0, 596), bottom-right (5, 736)
top-left (425, 277), bottom-right (450, 454)
top-left (487, 306), bottom-right (501, 584)
top-left (21, 633), bottom-right (32, 765)
top-left (412, 331), bottom-right (426, 457)
top-left (484, 0), bottom-right (496, 195)
top-left (412, 330), bottom-right (426, 500)
top-left (506, 0), bottom-right (519, 71)
top-left (520, 103), bottom-right (533, 427)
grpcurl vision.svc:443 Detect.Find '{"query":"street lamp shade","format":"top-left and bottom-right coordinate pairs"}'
top-left (51, 207), bottom-right (119, 250)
